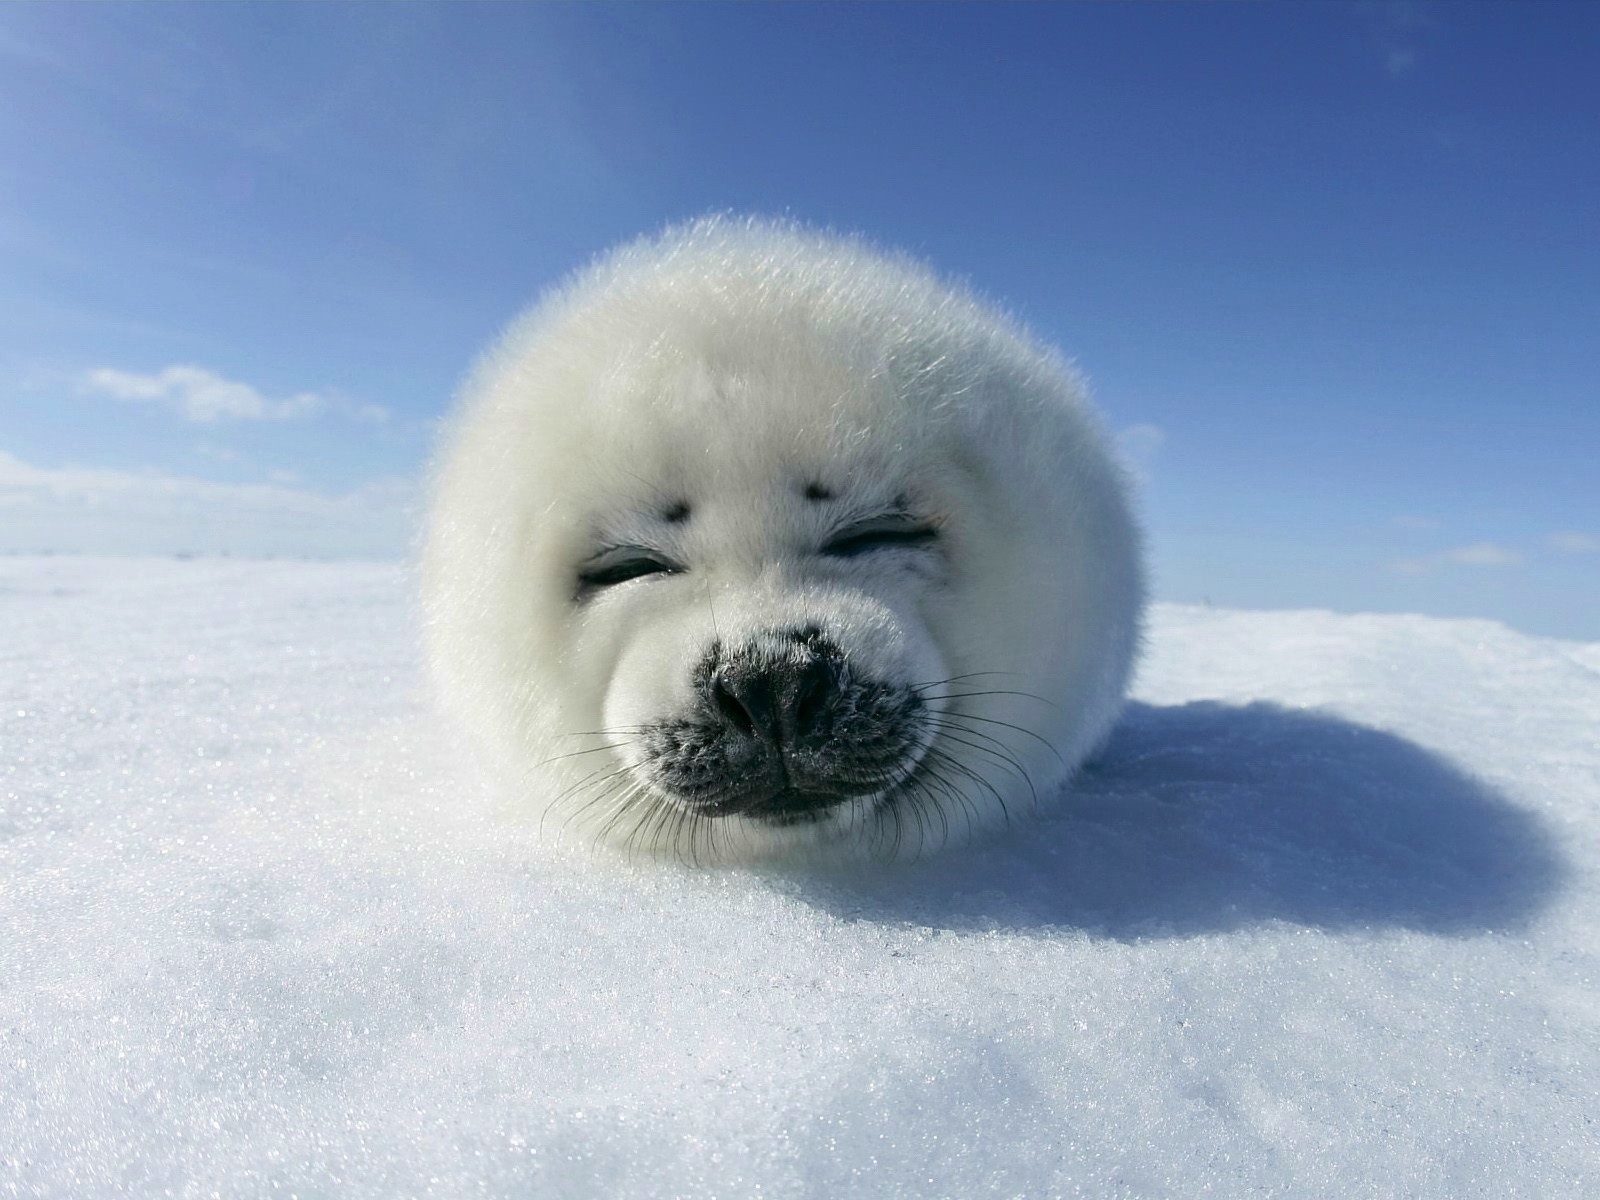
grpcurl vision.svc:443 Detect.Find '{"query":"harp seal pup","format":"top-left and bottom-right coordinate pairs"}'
top-left (423, 217), bottom-right (1143, 864)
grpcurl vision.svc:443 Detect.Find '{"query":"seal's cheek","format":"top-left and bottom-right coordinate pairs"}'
top-left (595, 606), bottom-right (715, 755)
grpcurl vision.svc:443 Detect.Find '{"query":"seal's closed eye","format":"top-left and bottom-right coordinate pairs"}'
top-left (577, 546), bottom-right (683, 596)
top-left (821, 518), bottom-right (939, 558)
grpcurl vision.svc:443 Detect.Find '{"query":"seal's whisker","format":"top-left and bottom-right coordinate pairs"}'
top-left (544, 762), bottom-right (638, 840)
top-left (535, 742), bottom-right (632, 768)
top-left (925, 718), bottom-right (1039, 794)
top-left (932, 711), bottom-right (1064, 764)
top-left (925, 747), bottom-right (1015, 828)
top-left (915, 758), bottom-right (979, 846)
top-left (562, 772), bottom-right (640, 835)
top-left (916, 687), bottom-right (1061, 712)
top-left (593, 777), bottom-right (653, 851)
top-left (640, 790), bottom-right (684, 863)
top-left (925, 724), bottom-right (1034, 792)
top-left (924, 716), bottom-right (1029, 765)
top-left (907, 670), bottom-right (1036, 691)
top-left (921, 766), bottom-right (951, 849)
top-left (565, 772), bottom-right (645, 844)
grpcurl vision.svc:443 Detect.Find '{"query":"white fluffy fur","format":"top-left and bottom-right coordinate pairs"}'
top-left (424, 216), bottom-right (1144, 863)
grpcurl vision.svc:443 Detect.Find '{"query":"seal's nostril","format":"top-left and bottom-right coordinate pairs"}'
top-left (790, 657), bottom-right (834, 737)
top-left (711, 667), bottom-right (774, 742)
top-left (708, 649), bottom-right (839, 749)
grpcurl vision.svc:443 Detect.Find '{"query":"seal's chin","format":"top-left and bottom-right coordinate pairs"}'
top-left (648, 758), bottom-right (923, 831)
top-left (695, 785), bottom-right (873, 826)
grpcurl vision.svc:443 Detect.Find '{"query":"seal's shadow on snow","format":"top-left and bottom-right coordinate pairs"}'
top-left (784, 701), bottom-right (1566, 938)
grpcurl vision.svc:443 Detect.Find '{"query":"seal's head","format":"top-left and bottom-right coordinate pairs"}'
top-left (424, 217), bottom-right (1143, 863)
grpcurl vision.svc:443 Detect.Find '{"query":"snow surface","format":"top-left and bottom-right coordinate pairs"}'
top-left (4, 556), bottom-right (1597, 1198)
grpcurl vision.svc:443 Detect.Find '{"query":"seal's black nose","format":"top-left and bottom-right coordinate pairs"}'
top-left (709, 643), bottom-right (836, 750)
top-left (653, 628), bottom-right (923, 822)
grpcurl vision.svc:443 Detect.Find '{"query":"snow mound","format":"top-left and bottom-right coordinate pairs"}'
top-left (4, 558), bottom-right (1596, 1198)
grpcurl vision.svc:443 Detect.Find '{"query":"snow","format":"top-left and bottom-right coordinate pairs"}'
top-left (4, 556), bottom-right (1597, 1198)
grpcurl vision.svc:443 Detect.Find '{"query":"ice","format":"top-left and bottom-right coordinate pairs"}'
top-left (4, 557), bottom-right (1596, 1197)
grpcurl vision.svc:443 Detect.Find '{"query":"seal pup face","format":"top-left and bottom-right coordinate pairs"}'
top-left (424, 217), bottom-right (1145, 864)
top-left (543, 341), bottom-right (982, 860)
top-left (575, 466), bottom-right (957, 857)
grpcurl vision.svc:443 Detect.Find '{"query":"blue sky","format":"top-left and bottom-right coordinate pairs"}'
top-left (1, 2), bottom-right (1595, 637)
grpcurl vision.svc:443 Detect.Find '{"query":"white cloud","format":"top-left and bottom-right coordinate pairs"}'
top-left (79, 364), bottom-right (391, 425)
top-left (1389, 557), bottom-right (1431, 577)
top-left (193, 442), bottom-right (241, 465)
top-left (82, 365), bottom-right (321, 422)
top-left (1391, 541), bottom-right (1523, 575)
top-left (1545, 531), bottom-right (1600, 556)
top-left (0, 450), bottom-right (414, 559)
top-left (1442, 542), bottom-right (1522, 568)
top-left (1393, 514), bottom-right (1441, 532)
top-left (1383, 46), bottom-right (1416, 77)
top-left (1356, 1), bottom-right (1438, 79)
top-left (1116, 423), bottom-right (1165, 481)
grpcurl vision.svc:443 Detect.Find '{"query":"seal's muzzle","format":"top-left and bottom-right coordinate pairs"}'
top-left (644, 627), bottom-right (927, 824)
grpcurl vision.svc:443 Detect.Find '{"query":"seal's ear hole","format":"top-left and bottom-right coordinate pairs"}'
top-left (803, 482), bottom-right (834, 502)
top-left (662, 500), bottom-right (691, 523)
